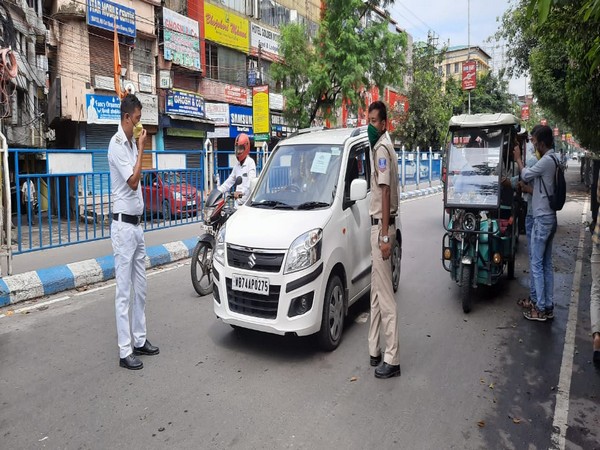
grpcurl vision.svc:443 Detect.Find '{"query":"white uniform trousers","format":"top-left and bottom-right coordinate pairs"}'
top-left (368, 224), bottom-right (400, 366)
top-left (111, 220), bottom-right (147, 358)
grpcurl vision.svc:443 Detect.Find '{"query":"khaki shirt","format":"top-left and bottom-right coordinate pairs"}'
top-left (369, 131), bottom-right (399, 218)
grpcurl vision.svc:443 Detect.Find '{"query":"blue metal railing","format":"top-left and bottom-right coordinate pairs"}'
top-left (10, 147), bottom-right (442, 254)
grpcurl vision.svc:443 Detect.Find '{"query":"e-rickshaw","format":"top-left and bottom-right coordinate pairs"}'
top-left (442, 114), bottom-right (521, 313)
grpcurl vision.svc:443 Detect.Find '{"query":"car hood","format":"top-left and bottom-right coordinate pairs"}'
top-left (225, 205), bottom-right (332, 250)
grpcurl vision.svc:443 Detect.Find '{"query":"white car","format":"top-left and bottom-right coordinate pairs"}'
top-left (212, 127), bottom-right (402, 350)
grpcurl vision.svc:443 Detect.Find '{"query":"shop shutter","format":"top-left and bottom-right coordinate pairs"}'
top-left (85, 125), bottom-right (116, 196)
top-left (164, 136), bottom-right (203, 188)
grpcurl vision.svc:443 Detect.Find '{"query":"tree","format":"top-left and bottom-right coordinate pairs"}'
top-left (390, 41), bottom-right (450, 150)
top-left (496, 0), bottom-right (600, 151)
top-left (445, 72), bottom-right (513, 115)
top-left (271, 0), bottom-right (407, 129)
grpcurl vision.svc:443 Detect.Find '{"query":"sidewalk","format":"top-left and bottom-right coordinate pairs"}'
top-left (0, 181), bottom-right (443, 307)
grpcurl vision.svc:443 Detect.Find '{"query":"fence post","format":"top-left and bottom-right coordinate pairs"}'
top-left (416, 146), bottom-right (420, 190)
top-left (401, 146), bottom-right (406, 192)
top-left (0, 127), bottom-right (12, 275)
top-left (203, 138), bottom-right (213, 194)
top-left (429, 146), bottom-right (433, 188)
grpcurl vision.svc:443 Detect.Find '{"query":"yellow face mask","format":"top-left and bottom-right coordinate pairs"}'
top-left (133, 121), bottom-right (143, 140)
top-left (535, 150), bottom-right (541, 160)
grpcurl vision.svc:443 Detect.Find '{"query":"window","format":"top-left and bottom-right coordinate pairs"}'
top-left (220, 0), bottom-right (247, 14)
top-left (344, 144), bottom-right (369, 203)
top-left (454, 63), bottom-right (459, 73)
top-left (133, 38), bottom-right (153, 75)
top-left (446, 64), bottom-right (450, 76)
top-left (205, 44), bottom-right (218, 79)
top-left (217, 46), bottom-right (247, 85)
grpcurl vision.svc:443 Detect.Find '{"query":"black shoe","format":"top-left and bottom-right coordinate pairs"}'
top-left (133, 340), bottom-right (160, 356)
top-left (370, 354), bottom-right (382, 367)
top-left (374, 362), bottom-right (401, 379)
top-left (119, 354), bottom-right (143, 370)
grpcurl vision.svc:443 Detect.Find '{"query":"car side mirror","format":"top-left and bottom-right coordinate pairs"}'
top-left (349, 179), bottom-right (367, 201)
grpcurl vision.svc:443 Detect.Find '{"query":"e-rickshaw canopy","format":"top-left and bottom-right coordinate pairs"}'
top-left (449, 114), bottom-right (520, 131)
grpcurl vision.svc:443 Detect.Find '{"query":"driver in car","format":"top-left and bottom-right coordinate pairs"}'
top-left (216, 133), bottom-right (257, 208)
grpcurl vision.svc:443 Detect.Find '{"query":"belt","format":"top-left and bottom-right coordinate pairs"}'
top-left (371, 216), bottom-right (395, 226)
top-left (113, 213), bottom-right (142, 226)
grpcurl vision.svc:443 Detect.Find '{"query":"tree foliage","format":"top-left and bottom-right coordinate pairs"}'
top-left (445, 72), bottom-right (513, 115)
top-left (271, 0), bottom-right (407, 129)
top-left (496, 0), bottom-right (600, 151)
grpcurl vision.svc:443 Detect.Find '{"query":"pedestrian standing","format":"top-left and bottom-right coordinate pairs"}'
top-left (108, 94), bottom-right (159, 370)
top-left (514, 125), bottom-right (558, 322)
top-left (590, 178), bottom-right (600, 366)
top-left (367, 100), bottom-right (401, 378)
top-left (21, 177), bottom-right (37, 218)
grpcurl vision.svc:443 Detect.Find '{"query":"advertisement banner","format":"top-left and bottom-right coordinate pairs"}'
top-left (229, 105), bottom-right (253, 137)
top-left (87, 0), bottom-right (136, 38)
top-left (250, 23), bottom-right (280, 61)
top-left (521, 104), bottom-right (530, 120)
top-left (163, 8), bottom-right (200, 70)
top-left (205, 102), bottom-right (230, 126)
top-left (462, 60), bottom-right (477, 90)
top-left (204, 3), bottom-right (249, 53)
top-left (166, 89), bottom-right (205, 119)
top-left (86, 94), bottom-right (121, 124)
top-left (252, 85), bottom-right (270, 138)
top-left (199, 79), bottom-right (250, 106)
top-left (137, 93), bottom-right (158, 125)
top-left (541, 118), bottom-right (548, 126)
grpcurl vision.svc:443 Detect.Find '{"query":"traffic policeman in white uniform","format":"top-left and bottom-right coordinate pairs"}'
top-left (216, 133), bottom-right (256, 208)
top-left (108, 94), bottom-right (159, 370)
top-left (367, 100), bottom-right (401, 379)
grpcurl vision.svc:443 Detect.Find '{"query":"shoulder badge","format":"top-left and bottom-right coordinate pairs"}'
top-left (115, 135), bottom-right (123, 145)
top-left (378, 157), bottom-right (387, 172)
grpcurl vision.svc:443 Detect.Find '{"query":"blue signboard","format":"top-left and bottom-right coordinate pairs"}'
top-left (86, 94), bottom-right (121, 124)
top-left (229, 105), bottom-right (253, 137)
top-left (166, 90), bottom-right (205, 119)
top-left (87, 0), bottom-right (136, 38)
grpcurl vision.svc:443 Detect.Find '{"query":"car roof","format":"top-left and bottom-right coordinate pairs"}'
top-left (279, 127), bottom-right (366, 146)
top-left (449, 113), bottom-right (520, 129)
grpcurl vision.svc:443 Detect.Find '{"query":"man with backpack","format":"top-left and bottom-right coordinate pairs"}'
top-left (513, 125), bottom-right (561, 322)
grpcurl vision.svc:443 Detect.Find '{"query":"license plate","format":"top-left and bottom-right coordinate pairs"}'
top-left (232, 274), bottom-right (270, 296)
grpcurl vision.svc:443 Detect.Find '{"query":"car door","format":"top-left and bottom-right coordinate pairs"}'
top-left (343, 142), bottom-right (372, 299)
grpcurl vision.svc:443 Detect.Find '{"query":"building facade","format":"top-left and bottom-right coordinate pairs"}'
top-left (438, 45), bottom-right (491, 85)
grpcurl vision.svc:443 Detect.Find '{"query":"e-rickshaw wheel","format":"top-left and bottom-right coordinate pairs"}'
top-left (460, 265), bottom-right (473, 313)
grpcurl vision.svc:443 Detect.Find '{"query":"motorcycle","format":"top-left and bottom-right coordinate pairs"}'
top-left (191, 176), bottom-right (242, 296)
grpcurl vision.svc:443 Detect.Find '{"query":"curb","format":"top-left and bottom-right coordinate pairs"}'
top-left (0, 238), bottom-right (198, 307)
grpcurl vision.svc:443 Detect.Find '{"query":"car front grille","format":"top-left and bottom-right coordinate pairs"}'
top-left (226, 278), bottom-right (280, 319)
top-left (227, 246), bottom-right (285, 273)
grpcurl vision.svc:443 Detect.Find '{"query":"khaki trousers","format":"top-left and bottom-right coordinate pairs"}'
top-left (368, 224), bottom-right (400, 365)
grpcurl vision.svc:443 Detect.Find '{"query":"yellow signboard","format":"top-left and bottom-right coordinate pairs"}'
top-left (253, 85), bottom-right (270, 136)
top-left (204, 3), bottom-right (249, 53)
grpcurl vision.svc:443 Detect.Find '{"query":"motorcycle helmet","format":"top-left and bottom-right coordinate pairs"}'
top-left (235, 133), bottom-right (251, 162)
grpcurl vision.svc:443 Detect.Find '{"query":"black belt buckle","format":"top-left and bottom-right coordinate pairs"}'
top-left (114, 213), bottom-right (142, 226)
top-left (371, 216), bottom-right (395, 226)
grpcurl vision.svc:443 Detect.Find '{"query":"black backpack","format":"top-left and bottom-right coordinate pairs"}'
top-left (541, 154), bottom-right (566, 211)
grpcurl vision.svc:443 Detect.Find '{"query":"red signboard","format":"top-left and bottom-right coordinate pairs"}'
top-left (462, 60), bottom-right (477, 90)
top-left (521, 105), bottom-right (530, 120)
top-left (553, 127), bottom-right (559, 136)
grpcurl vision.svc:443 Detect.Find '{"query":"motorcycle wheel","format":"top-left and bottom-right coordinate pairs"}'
top-left (460, 265), bottom-right (473, 314)
top-left (191, 241), bottom-right (214, 296)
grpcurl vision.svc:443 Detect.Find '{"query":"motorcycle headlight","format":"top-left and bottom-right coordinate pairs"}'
top-left (284, 229), bottom-right (322, 274)
top-left (203, 206), bottom-right (214, 223)
top-left (463, 212), bottom-right (477, 231)
top-left (214, 225), bottom-right (226, 265)
top-left (173, 192), bottom-right (183, 200)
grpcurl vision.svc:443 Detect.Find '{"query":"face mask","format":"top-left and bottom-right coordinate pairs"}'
top-left (535, 150), bottom-right (541, 160)
top-left (133, 121), bottom-right (143, 140)
top-left (368, 124), bottom-right (380, 147)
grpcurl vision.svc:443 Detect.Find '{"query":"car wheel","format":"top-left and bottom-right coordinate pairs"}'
top-left (317, 274), bottom-right (345, 351)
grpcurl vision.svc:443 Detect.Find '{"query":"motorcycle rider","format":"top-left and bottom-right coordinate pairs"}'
top-left (216, 133), bottom-right (256, 208)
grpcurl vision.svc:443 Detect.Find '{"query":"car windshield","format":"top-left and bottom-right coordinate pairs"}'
top-left (161, 172), bottom-right (183, 185)
top-left (445, 127), bottom-right (505, 207)
top-left (250, 143), bottom-right (343, 209)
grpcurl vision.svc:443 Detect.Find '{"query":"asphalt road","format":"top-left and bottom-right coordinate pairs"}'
top-left (1, 173), bottom-right (599, 449)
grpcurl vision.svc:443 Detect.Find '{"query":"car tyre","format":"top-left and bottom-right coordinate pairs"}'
top-left (317, 275), bottom-right (345, 351)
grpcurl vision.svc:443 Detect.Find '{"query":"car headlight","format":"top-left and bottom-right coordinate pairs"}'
top-left (214, 225), bottom-right (226, 265)
top-left (173, 192), bottom-right (183, 200)
top-left (284, 229), bottom-right (322, 274)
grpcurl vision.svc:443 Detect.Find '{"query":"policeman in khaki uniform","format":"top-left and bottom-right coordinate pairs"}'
top-left (367, 100), bottom-right (401, 379)
top-left (108, 94), bottom-right (159, 370)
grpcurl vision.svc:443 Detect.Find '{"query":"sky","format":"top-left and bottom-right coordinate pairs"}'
top-left (389, 0), bottom-right (528, 96)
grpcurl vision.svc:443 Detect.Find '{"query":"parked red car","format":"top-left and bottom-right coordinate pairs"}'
top-left (141, 171), bottom-right (200, 219)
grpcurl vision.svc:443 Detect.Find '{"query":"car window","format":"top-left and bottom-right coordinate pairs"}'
top-left (344, 143), bottom-right (369, 200)
top-left (250, 143), bottom-right (343, 209)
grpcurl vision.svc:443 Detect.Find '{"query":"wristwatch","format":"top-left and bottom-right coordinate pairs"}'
top-left (379, 234), bottom-right (390, 244)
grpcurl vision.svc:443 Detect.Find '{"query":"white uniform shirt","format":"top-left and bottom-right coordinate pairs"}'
top-left (218, 156), bottom-right (257, 207)
top-left (21, 180), bottom-right (36, 202)
top-left (108, 124), bottom-right (144, 215)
